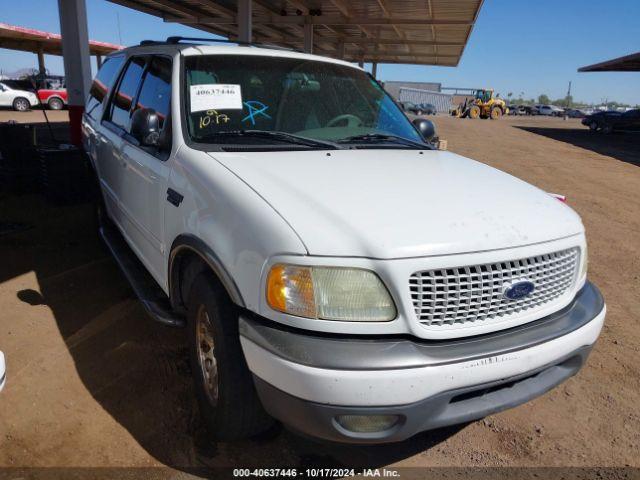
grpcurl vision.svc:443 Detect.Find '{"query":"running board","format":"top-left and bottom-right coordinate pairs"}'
top-left (99, 224), bottom-right (185, 328)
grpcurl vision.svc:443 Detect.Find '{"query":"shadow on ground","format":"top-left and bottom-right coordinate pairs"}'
top-left (515, 126), bottom-right (640, 167)
top-left (2, 193), bottom-right (463, 474)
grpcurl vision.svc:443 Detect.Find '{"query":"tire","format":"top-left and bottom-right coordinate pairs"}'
top-left (416, 110), bottom-right (422, 116)
top-left (12, 97), bottom-right (30, 112)
top-left (589, 122), bottom-right (599, 132)
top-left (48, 97), bottom-right (64, 110)
top-left (490, 107), bottom-right (502, 120)
top-left (187, 273), bottom-right (273, 440)
top-left (469, 105), bottom-right (481, 119)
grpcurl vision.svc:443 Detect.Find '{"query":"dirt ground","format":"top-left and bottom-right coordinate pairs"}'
top-left (0, 111), bottom-right (639, 476)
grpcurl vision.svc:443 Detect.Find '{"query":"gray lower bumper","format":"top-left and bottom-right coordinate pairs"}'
top-left (253, 346), bottom-right (591, 444)
top-left (241, 282), bottom-right (604, 444)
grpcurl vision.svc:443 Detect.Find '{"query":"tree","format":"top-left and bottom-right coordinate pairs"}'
top-left (538, 94), bottom-right (551, 105)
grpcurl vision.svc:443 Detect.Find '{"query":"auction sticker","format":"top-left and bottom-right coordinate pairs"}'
top-left (190, 84), bottom-right (242, 112)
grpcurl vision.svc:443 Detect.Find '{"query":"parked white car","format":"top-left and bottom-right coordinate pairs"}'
top-left (0, 351), bottom-right (5, 392)
top-left (538, 104), bottom-right (564, 116)
top-left (83, 39), bottom-right (605, 444)
top-left (0, 82), bottom-right (38, 111)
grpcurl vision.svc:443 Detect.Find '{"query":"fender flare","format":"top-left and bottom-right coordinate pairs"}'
top-left (168, 234), bottom-right (246, 308)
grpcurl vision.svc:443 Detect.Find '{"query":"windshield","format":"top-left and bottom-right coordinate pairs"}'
top-left (183, 55), bottom-right (423, 147)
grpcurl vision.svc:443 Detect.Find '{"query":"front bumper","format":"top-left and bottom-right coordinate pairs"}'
top-left (240, 282), bottom-right (605, 444)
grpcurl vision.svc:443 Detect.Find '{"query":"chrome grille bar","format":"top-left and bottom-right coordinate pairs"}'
top-left (409, 248), bottom-right (580, 328)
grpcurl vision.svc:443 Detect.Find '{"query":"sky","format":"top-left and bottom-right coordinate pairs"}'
top-left (1, 0), bottom-right (639, 105)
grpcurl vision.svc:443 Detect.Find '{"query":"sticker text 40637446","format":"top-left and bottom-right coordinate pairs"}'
top-left (190, 84), bottom-right (243, 112)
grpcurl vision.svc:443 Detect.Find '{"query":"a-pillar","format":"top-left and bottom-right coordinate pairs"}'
top-left (58, 0), bottom-right (92, 146)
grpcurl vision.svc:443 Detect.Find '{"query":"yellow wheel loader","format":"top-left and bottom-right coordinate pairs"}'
top-left (451, 89), bottom-right (508, 119)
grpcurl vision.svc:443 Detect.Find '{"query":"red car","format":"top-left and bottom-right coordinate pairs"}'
top-left (37, 88), bottom-right (68, 110)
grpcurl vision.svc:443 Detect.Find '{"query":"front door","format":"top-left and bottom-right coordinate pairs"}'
top-left (0, 84), bottom-right (12, 107)
top-left (100, 56), bottom-right (147, 232)
top-left (620, 110), bottom-right (640, 131)
top-left (117, 55), bottom-right (174, 284)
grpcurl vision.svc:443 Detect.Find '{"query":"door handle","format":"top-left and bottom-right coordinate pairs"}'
top-left (166, 188), bottom-right (184, 207)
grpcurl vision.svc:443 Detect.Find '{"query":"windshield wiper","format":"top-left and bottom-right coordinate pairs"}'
top-left (205, 130), bottom-right (341, 150)
top-left (338, 133), bottom-right (428, 149)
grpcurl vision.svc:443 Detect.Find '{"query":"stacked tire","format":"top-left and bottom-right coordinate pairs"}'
top-left (0, 123), bottom-right (40, 194)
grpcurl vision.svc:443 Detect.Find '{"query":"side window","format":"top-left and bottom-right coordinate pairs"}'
top-left (107, 56), bottom-right (146, 131)
top-left (85, 55), bottom-right (125, 120)
top-left (134, 56), bottom-right (172, 131)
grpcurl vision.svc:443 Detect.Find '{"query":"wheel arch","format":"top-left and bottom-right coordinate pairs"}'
top-left (13, 96), bottom-right (30, 109)
top-left (47, 95), bottom-right (65, 104)
top-left (168, 234), bottom-right (246, 313)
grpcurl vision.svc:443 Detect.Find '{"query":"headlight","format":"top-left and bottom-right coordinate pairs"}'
top-left (579, 244), bottom-right (588, 280)
top-left (266, 264), bottom-right (396, 321)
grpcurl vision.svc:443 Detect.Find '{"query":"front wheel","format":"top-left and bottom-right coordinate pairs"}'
top-left (589, 122), bottom-right (599, 132)
top-left (469, 105), bottom-right (481, 119)
top-left (187, 273), bottom-right (273, 440)
top-left (12, 97), bottom-right (30, 112)
top-left (490, 107), bottom-right (503, 120)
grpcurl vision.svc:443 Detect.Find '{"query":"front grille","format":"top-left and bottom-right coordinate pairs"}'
top-left (409, 248), bottom-right (580, 328)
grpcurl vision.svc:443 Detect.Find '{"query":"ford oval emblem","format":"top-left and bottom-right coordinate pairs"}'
top-left (503, 280), bottom-right (535, 300)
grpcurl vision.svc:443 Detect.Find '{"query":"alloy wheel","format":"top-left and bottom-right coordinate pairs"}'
top-left (196, 305), bottom-right (219, 407)
top-left (14, 99), bottom-right (29, 112)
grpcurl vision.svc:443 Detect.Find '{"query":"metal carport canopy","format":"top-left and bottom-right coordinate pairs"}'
top-left (578, 51), bottom-right (640, 72)
top-left (106, 0), bottom-right (484, 66)
top-left (0, 22), bottom-right (122, 57)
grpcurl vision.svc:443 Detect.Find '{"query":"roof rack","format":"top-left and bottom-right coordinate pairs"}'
top-left (138, 36), bottom-right (303, 53)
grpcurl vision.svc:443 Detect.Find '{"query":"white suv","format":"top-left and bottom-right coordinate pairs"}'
top-left (0, 82), bottom-right (39, 111)
top-left (83, 39), bottom-right (605, 444)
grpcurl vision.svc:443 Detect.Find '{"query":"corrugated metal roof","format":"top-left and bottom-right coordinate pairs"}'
top-left (0, 22), bottom-right (123, 56)
top-left (107, 0), bottom-right (483, 66)
top-left (579, 52), bottom-right (640, 72)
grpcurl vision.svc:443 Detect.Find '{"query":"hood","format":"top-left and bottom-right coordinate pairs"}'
top-left (209, 149), bottom-right (583, 259)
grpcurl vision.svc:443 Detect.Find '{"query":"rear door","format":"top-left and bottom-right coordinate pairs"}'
top-left (83, 54), bottom-right (126, 217)
top-left (117, 56), bottom-right (174, 282)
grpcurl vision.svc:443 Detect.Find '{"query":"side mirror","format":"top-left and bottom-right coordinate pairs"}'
top-left (412, 118), bottom-right (436, 142)
top-left (131, 108), bottom-right (160, 147)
